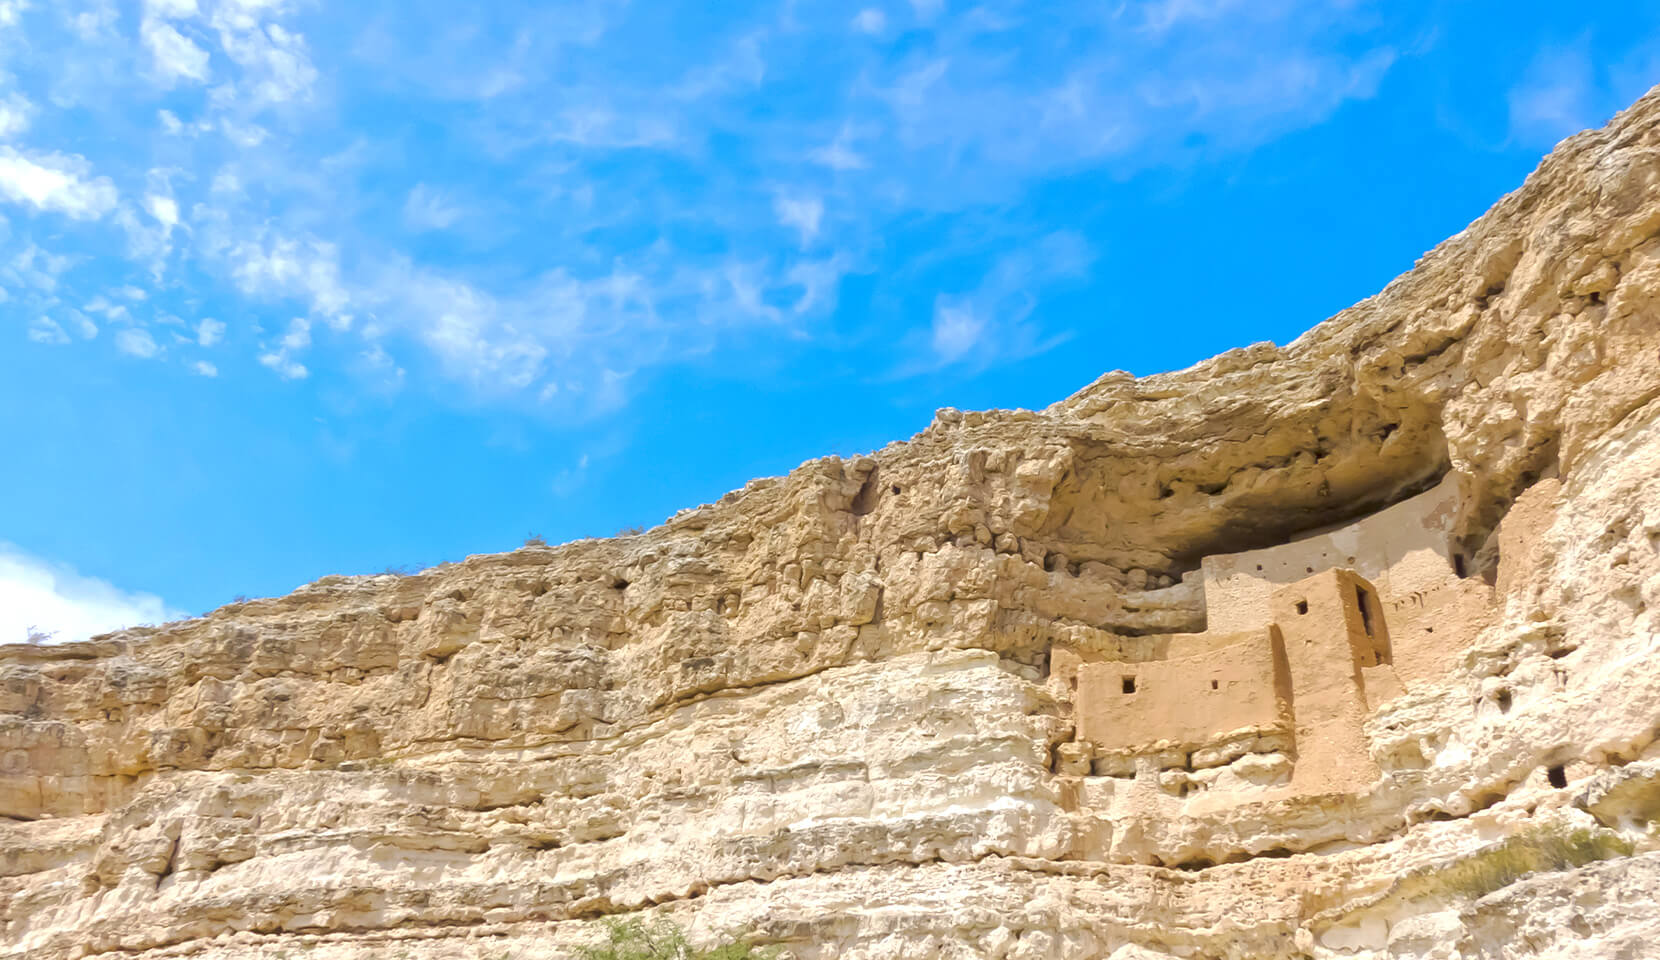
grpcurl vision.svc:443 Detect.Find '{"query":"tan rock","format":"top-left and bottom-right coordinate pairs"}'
top-left (6, 85), bottom-right (1660, 960)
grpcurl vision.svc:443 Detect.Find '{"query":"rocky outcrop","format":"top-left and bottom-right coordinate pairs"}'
top-left (4, 88), bottom-right (1660, 960)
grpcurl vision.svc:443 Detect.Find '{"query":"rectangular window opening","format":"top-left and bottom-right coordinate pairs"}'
top-left (1121, 676), bottom-right (1137, 694)
top-left (1210, 679), bottom-right (1219, 690)
top-left (1295, 599), bottom-right (1309, 615)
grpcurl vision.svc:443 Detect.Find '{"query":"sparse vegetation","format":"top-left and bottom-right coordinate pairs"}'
top-left (1405, 821), bottom-right (1634, 903)
top-left (24, 624), bottom-right (55, 645)
top-left (577, 917), bottom-right (778, 960)
top-left (524, 533), bottom-right (548, 547)
top-left (616, 526), bottom-right (645, 537)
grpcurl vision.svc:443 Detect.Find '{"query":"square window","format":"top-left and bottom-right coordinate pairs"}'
top-left (1295, 600), bottom-right (1309, 615)
top-left (1121, 676), bottom-right (1136, 694)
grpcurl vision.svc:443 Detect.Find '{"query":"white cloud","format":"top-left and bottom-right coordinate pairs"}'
top-left (197, 317), bottom-right (224, 345)
top-left (1508, 41), bottom-right (1602, 148)
top-left (210, 9), bottom-right (318, 107)
top-left (27, 316), bottom-right (69, 344)
top-left (143, 20), bottom-right (212, 85)
top-left (773, 192), bottom-right (824, 246)
top-left (0, 148), bottom-right (118, 219)
top-left (0, 94), bottom-right (32, 138)
top-left (259, 354), bottom-right (308, 379)
top-left (68, 0), bottom-right (118, 40)
top-left (258, 316), bottom-right (311, 379)
top-left (913, 230), bottom-right (1092, 372)
top-left (930, 302), bottom-right (982, 361)
top-left (6, 243), bottom-right (73, 291)
top-left (809, 126), bottom-right (868, 170)
top-left (0, 543), bottom-right (183, 645)
top-left (85, 295), bottom-right (131, 321)
top-left (852, 8), bottom-right (887, 35)
top-left (403, 183), bottom-right (463, 231)
top-left (144, 192), bottom-right (180, 230)
top-left (66, 309), bottom-right (98, 339)
top-left (229, 233), bottom-right (351, 321)
top-left (115, 327), bottom-right (160, 357)
top-left (190, 359), bottom-right (218, 376)
top-left (145, 0), bottom-right (199, 17)
top-left (909, 0), bottom-right (944, 22)
top-left (0, 0), bottom-right (26, 28)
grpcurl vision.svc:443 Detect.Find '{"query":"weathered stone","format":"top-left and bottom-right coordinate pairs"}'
top-left (5, 85), bottom-right (1660, 960)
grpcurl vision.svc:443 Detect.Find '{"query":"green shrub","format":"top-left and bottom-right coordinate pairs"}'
top-left (577, 917), bottom-right (778, 960)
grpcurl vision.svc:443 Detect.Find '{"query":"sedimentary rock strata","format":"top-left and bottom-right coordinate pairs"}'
top-left (5, 88), bottom-right (1660, 959)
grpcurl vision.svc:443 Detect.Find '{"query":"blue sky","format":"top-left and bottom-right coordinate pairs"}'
top-left (2, 0), bottom-right (1657, 642)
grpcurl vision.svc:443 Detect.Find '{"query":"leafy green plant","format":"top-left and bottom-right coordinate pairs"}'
top-left (577, 917), bottom-right (777, 960)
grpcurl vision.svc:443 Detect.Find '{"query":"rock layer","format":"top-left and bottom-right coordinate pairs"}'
top-left (6, 88), bottom-right (1660, 960)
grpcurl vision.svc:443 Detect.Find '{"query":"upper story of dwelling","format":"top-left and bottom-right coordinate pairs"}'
top-left (1200, 472), bottom-right (1467, 635)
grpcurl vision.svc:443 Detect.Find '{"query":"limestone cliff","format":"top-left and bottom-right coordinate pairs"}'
top-left (6, 88), bottom-right (1660, 960)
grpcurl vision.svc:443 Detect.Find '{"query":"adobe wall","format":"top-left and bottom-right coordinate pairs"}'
top-left (1075, 631), bottom-right (1285, 754)
top-left (1201, 473), bottom-right (1465, 634)
top-left (1270, 568), bottom-right (1392, 794)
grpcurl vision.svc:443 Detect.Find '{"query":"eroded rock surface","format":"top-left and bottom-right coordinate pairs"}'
top-left (6, 88), bottom-right (1660, 960)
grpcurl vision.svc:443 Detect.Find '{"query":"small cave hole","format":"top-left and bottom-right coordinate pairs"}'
top-left (1495, 689), bottom-right (1513, 714)
top-left (849, 473), bottom-right (882, 516)
top-left (1121, 676), bottom-right (1137, 694)
top-left (890, 484), bottom-right (902, 496)
top-left (1355, 585), bottom-right (1374, 637)
top-left (1453, 553), bottom-right (1468, 578)
top-left (1210, 679), bottom-right (1219, 690)
top-left (1305, 566), bottom-right (1314, 574)
top-left (1295, 600), bottom-right (1309, 615)
top-left (1547, 765), bottom-right (1568, 789)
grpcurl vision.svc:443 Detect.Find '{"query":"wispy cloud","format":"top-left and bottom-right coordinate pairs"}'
top-left (115, 326), bottom-right (160, 358)
top-left (197, 317), bottom-right (224, 345)
top-left (0, 93), bottom-right (32, 138)
top-left (0, 0), bottom-right (1541, 402)
top-left (1508, 39), bottom-right (1602, 148)
top-left (911, 231), bottom-right (1093, 374)
top-left (142, 19), bottom-right (212, 85)
top-left (0, 542), bottom-right (183, 644)
top-left (27, 316), bottom-right (70, 344)
top-left (773, 192), bottom-right (824, 246)
top-left (258, 316), bottom-right (311, 380)
top-left (403, 183), bottom-right (463, 231)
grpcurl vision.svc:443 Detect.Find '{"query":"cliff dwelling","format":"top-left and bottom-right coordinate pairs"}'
top-left (1050, 472), bottom-right (1558, 815)
top-left (4, 84), bottom-right (1660, 960)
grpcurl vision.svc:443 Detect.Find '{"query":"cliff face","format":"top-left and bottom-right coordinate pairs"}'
top-left (5, 88), bottom-right (1660, 960)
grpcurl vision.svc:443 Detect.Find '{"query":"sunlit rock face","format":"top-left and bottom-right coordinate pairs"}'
top-left (5, 88), bottom-right (1660, 960)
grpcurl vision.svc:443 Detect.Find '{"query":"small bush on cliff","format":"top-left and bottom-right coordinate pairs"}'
top-left (577, 917), bottom-right (778, 960)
